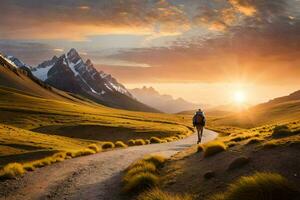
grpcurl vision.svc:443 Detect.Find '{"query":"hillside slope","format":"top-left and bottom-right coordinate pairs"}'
top-left (0, 55), bottom-right (192, 166)
top-left (210, 90), bottom-right (300, 128)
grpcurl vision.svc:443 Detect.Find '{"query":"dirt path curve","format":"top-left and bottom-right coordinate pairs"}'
top-left (0, 129), bottom-right (217, 200)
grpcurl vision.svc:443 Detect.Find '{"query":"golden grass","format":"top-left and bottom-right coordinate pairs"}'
top-left (123, 172), bottom-right (159, 193)
top-left (0, 163), bottom-right (25, 179)
top-left (203, 141), bottom-right (227, 157)
top-left (137, 188), bottom-right (194, 200)
top-left (101, 142), bottom-right (115, 149)
top-left (150, 137), bottom-right (163, 144)
top-left (210, 172), bottom-right (299, 200)
top-left (87, 144), bottom-right (101, 153)
top-left (115, 141), bottom-right (128, 148)
top-left (135, 139), bottom-right (146, 146)
top-left (123, 155), bottom-right (167, 194)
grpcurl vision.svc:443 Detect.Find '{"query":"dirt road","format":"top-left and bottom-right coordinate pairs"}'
top-left (0, 129), bottom-right (217, 200)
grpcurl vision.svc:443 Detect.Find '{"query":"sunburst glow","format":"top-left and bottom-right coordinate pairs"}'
top-left (234, 91), bottom-right (246, 104)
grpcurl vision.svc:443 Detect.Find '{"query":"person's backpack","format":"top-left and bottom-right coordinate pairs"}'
top-left (193, 113), bottom-right (206, 126)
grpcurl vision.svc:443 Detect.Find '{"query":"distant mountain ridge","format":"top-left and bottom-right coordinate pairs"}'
top-left (130, 86), bottom-right (202, 113)
top-left (3, 49), bottom-right (158, 112)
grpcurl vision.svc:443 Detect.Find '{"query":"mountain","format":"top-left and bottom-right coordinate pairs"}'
top-left (30, 49), bottom-right (158, 112)
top-left (211, 90), bottom-right (300, 128)
top-left (129, 86), bottom-right (201, 113)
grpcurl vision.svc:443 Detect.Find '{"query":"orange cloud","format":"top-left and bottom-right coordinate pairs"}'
top-left (229, 0), bottom-right (257, 16)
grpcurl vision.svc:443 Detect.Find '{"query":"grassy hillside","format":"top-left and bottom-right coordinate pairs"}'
top-left (208, 92), bottom-right (300, 129)
top-left (0, 58), bottom-right (193, 167)
top-left (126, 91), bottom-right (300, 199)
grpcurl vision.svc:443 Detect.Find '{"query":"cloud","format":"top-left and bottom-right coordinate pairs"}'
top-left (229, 0), bottom-right (257, 16)
top-left (0, 0), bottom-right (190, 40)
top-left (104, 0), bottom-right (300, 85)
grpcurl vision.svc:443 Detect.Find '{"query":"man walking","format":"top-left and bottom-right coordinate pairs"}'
top-left (193, 109), bottom-right (206, 144)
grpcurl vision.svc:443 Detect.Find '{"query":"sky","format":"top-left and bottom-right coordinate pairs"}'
top-left (0, 0), bottom-right (299, 106)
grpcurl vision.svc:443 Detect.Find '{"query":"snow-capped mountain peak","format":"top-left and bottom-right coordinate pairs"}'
top-left (32, 48), bottom-right (132, 97)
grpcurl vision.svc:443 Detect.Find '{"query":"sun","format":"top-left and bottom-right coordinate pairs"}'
top-left (233, 91), bottom-right (246, 104)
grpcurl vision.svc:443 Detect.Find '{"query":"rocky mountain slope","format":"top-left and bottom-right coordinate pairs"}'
top-left (5, 49), bottom-right (157, 112)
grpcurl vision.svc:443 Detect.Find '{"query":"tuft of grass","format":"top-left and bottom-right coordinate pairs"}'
top-left (115, 141), bottom-right (128, 148)
top-left (135, 139), bottom-right (146, 146)
top-left (210, 172), bottom-right (299, 200)
top-left (203, 141), bottom-right (227, 157)
top-left (23, 163), bottom-right (35, 172)
top-left (227, 156), bottom-right (250, 170)
top-left (272, 125), bottom-right (292, 138)
top-left (197, 144), bottom-right (204, 152)
top-left (71, 148), bottom-right (96, 157)
top-left (145, 139), bottom-right (151, 144)
top-left (227, 142), bottom-right (237, 147)
top-left (87, 144), bottom-right (101, 153)
top-left (124, 162), bottom-right (157, 183)
top-left (150, 137), bottom-right (163, 143)
top-left (143, 155), bottom-right (166, 168)
top-left (123, 155), bottom-right (167, 195)
top-left (246, 137), bottom-right (263, 145)
top-left (123, 172), bottom-right (159, 193)
top-left (0, 163), bottom-right (25, 179)
top-left (128, 139), bottom-right (136, 146)
top-left (230, 135), bottom-right (251, 142)
top-left (137, 188), bottom-right (194, 200)
top-left (102, 142), bottom-right (115, 149)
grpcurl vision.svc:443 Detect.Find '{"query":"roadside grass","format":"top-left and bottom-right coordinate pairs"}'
top-left (0, 145), bottom-right (105, 179)
top-left (87, 144), bottom-right (101, 153)
top-left (150, 137), bottom-right (163, 143)
top-left (137, 187), bottom-right (194, 200)
top-left (123, 155), bottom-right (166, 194)
top-left (115, 141), bottom-right (128, 148)
top-left (135, 139), bottom-right (146, 146)
top-left (101, 142), bottom-right (115, 149)
top-left (203, 141), bottom-right (227, 157)
top-left (246, 137), bottom-right (264, 145)
top-left (210, 172), bottom-right (299, 200)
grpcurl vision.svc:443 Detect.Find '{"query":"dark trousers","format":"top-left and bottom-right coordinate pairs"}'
top-left (196, 126), bottom-right (204, 144)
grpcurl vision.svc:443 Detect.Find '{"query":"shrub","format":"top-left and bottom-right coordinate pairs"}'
top-left (102, 142), bottom-right (115, 149)
top-left (203, 141), bottom-right (227, 157)
top-left (246, 137), bottom-right (263, 145)
top-left (150, 137), bottom-right (162, 144)
top-left (137, 188), bottom-right (194, 200)
top-left (123, 172), bottom-right (159, 193)
top-left (272, 125), bottom-right (291, 138)
top-left (135, 139), bottom-right (146, 146)
top-left (197, 144), bottom-right (204, 152)
top-left (128, 139), bottom-right (136, 146)
top-left (0, 163), bottom-right (25, 179)
top-left (210, 172), bottom-right (299, 200)
top-left (88, 144), bottom-right (101, 153)
top-left (227, 156), bottom-right (249, 170)
top-left (115, 141), bottom-right (128, 148)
